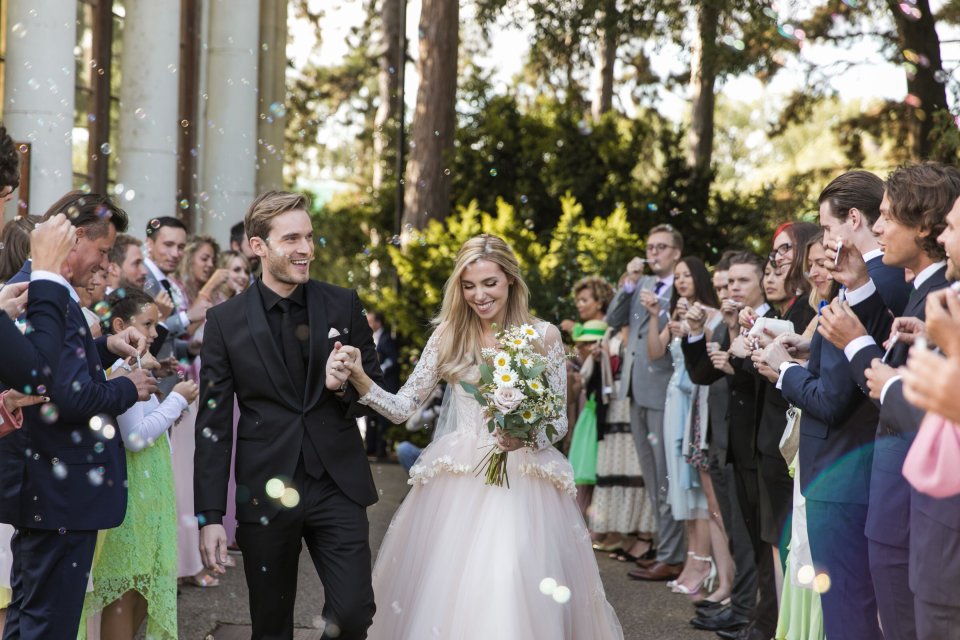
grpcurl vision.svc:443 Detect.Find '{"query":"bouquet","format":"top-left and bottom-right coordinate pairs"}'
top-left (460, 324), bottom-right (565, 487)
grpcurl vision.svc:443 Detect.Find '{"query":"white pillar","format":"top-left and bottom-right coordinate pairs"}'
top-left (256, 0), bottom-right (287, 194)
top-left (3, 0), bottom-right (77, 218)
top-left (116, 0), bottom-right (182, 238)
top-left (200, 0), bottom-right (259, 245)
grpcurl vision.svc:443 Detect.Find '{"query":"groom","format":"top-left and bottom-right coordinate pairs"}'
top-left (195, 191), bottom-right (384, 639)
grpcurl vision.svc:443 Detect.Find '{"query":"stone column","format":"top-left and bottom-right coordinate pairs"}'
top-left (3, 0), bottom-right (77, 218)
top-left (116, 0), bottom-right (182, 237)
top-left (199, 0), bottom-right (259, 245)
top-left (256, 0), bottom-right (287, 194)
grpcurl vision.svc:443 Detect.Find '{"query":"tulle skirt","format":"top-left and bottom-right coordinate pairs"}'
top-left (368, 429), bottom-right (623, 640)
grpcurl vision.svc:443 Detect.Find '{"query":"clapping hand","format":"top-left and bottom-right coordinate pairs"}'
top-left (0, 282), bottom-right (28, 319)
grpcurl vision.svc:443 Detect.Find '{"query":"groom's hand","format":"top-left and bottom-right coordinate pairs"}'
top-left (199, 524), bottom-right (228, 575)
top-left (325, 341), bottom-right (352, 391)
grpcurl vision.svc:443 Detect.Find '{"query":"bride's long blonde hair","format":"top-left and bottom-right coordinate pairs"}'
top-left (432, 235), bottom-right (533, 382)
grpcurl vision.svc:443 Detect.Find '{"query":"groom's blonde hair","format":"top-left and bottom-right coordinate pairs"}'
top-left (245, 191), bottom-right (310, 241)
top-left (433, 234), bottom-right (534, 383)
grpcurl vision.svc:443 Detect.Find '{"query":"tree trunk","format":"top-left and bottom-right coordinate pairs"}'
top-left (687, 0), bottom-right (719, 174)
top-left (590, 0), bottom-right (618, 120)
top-left (402, 0), bottom-right (458, 229)
top-left (373, 0), bottom-right (402, 190)
top-left (886, 0), bottom-right (948, 160)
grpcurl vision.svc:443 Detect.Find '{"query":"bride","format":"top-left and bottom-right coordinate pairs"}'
top-left (336, 234), bottom-right (623, 639)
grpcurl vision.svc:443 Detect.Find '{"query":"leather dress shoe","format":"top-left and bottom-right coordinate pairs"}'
top-left (627, 561), bottom-right (682, 581)
top-left (693, 601), bottom-right (729, 619)
top-left (716, 624), bottom-right (771, 640)
top-left (694, 599), bottom-right (727, 615)
top-left (634, 555), bottom-right (659, 569)
top-left (691, 606), bottom-right (749, 632)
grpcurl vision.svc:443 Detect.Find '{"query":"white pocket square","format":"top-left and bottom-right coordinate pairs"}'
top-left (327, 327), bottom-right (341, 338)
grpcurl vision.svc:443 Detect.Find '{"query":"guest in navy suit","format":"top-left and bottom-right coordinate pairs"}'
top-left (901, 199), bottom-right (960, 638)
top-left (819, 163), bottom-right (960, 640)
top-left (365, 311), bottom-right (400, 459)
top-left (0, 215), bottom-right (79, 391)
top-left (763, 170), bottom-right (910, 640)
top-left (0, 192), bottom-right (157, 640)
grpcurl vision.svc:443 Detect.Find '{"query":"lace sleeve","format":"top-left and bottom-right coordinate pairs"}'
top-left (534, 323), bottom-right (568, 450)
top-left (358, 331), bottom-right (442, 424)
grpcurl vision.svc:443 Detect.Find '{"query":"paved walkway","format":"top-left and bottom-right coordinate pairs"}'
top-left (179, 463), bottom-right (707, 640)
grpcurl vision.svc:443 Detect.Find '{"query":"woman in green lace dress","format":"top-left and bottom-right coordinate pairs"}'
top-left (80, 289), bottom-right (199, 639)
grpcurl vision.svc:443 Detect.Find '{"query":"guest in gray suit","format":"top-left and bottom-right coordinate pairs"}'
top-left (607, 224), bottom-right (685, 580)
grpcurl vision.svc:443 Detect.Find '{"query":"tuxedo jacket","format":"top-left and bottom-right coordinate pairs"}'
top-left (0, 278), bottom-right (70, 391)
top-left (848, 263), bottom-right (946, 548)
top-left (682, 327), bottom-right (757, 470)
top-left (0, 263), bottom-right (137, 531)
top-left (781, 258), bottom-right (909, 504)
top-left (194, 279), bottom-right (384, 526)
top-left (606, 276), bottom-right (674, 409)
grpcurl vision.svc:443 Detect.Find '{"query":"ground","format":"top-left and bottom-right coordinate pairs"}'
top-left (177, 463), bottom-right (707, 640)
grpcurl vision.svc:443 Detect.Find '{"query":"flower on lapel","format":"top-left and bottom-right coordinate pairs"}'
top-left (327, 327), bottom-right (341, 339)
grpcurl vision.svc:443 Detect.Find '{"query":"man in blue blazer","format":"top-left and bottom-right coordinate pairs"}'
top-left (764, 170), bottom-right (910, 640)
top-left (0, 192), bottom-right (157, 640)
top-left (819, 163), bottom-right (960, 640)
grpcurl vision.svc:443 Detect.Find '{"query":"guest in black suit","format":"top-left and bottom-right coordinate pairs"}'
top-left (0, 193), bottom-right (157, 640)
top-left (365, 310), bottom-right (400, 459)
top-left (0, 214), bottom-right (78, 391)
top-left (901, 210), bottom-right (960, 637)
top-left (195, 191), bottom-right (383, 640)
top-left (763, 174), bottom-right (912, 640)
top-left (685, 252), bottom-right (777, 640)
top-left (819, 163), bottom-right (960, 640)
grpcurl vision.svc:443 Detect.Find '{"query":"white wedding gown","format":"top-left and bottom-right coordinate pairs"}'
top-left (359, 322), bottom-right (623, 640)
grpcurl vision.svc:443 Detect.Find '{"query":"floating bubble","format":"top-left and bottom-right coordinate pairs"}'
top-left (123, 189), bottom-right (135, 202)
top-left (93, 442), bottom-right (104, 453)
top-left (646, 203), bottom-right (659, 212)
top-left (265, 478), bottom-right (285, 499)
top-left (100, 143), bottom-right (111, 155)
top-left (489, 168), bottom-right (498, 177)
top-left (391, 601), bottom-right (402, 614)
top-left (201, 427), bottom-right (212, 439)
top-left (93, 301), bottom-right (111, 319)
top-left (813, 572), bottom-right (832, 593)
top-left (89, 416), bottom-right (103, 431)
top-left (797, 564), bottom-right (815, 585)
top-left (539, 577), bottom-right (557, 595)
top-left (10, 23), bottom-right (26, 38)
top-left (268, 102), bottom-right (287, 117)
top-left (134, 108), bottom-right (146, 119)
top-left (280, 488), bottom-right (300, 508)
top-left (87, 469), bottom-right (103, 486)
top-left (259, 516), bottom-right (269, 525)
top-left (52, 462), bottom-right (67, 480)
top-left (207, 399), bottom-right (218, 409)
top-left (71, 430), bottom-right (82, 444)
top-left (179, 198), bottom-right (190, 210)
top-left (40, 403), bottom-right (59, 424)
top-left (552, 585), bottom-right (571, 604)
top-left (181, 119), bottom-right (190, 128)
top-left (520, 194), bottom-right (529, 204)
top-left (103, 424), bottom-right (116, 439)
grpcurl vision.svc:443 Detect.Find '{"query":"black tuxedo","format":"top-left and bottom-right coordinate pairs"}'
top-left (195, 278), bottom-right (383, 639)
top-left (0, 263), bottom-right (138, 640)
top-left (845, 263), bottom-right (948, 640)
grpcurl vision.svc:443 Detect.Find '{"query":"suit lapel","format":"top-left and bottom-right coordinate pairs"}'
top-left (244, 285), bottom-right (300, 410)
top-left (910, 266), bottom-right (948, 318)
top-left (304, 281), bottom-right (329, 410)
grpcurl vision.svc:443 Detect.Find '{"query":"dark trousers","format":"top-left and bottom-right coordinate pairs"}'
top-left (733, 463), bottom-right (778, 635)
top-left (2, 527), bottom-right (97, 640)
top-left (709, 455), bottom-right (757, 617)
top-left (870, 538), bottom-right (917, 640)
top-left (916, 597), bottom-right (960, 640)
top-left (758, 452), bottom-right (793, 570)
top-left (236, 464), bottom-right (375, 640)
top-left (806, 499), bottom-right (881, 640)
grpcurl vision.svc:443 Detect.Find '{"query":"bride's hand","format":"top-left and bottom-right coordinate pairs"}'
top-left (494, 428), bottom-right (525, 452)
top-left (325, 342), bottom-right (353, 391)
top-left (336, 345), bottom-right (364, 378)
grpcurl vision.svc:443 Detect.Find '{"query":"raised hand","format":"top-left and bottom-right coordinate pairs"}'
top-left (624, 257), bottom-right (645, 285)
top-left (172, 379), bottom-right (199, 404)
top-left (720, 298), bottom-right (742, 331)
top-left (817, 299), bottom-right (867, 349)
top-left (0, 281), bottom-right (28, 319)
top-left (639, 290), bottom-right (660, 314)
top-left (708, 346), bottom-right (734, 375)
top-left (685, 302), bottom-right (707, 334)
top-left (199, 269), bottom-right (231, 300)
top-left (30, 213), bottom-right (76, 274)
top-left (738, 306), bottom-right (757, 331)
top-left (107, 327), bottom-right (147, 359)
top-left (823, 238), bottom-right (869, 290)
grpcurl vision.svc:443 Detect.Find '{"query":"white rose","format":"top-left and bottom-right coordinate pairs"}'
top-left (492, 386), bottom-right (525, 414)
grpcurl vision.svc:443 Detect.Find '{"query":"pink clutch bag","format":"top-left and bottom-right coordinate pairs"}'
top-left (903, 412), bottom-right (960, 498)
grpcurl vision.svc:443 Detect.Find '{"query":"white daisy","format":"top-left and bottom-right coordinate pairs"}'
top-left (494, 368), bottom-right (518, 387)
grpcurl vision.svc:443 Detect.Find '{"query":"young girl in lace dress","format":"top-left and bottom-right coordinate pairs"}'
top-left (336, 234), bottom-right (623, 639)
top-left (80, 288), bottom-right (198, 640)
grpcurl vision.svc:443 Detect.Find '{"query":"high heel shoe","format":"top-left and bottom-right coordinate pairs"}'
top-left (672, 555), bottom-right (717, 595)
top-left (667, 552), bottom-right (695, 589)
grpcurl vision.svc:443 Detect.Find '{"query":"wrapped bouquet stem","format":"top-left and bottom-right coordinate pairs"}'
top-left (460, 324), bottom-right (564, 487)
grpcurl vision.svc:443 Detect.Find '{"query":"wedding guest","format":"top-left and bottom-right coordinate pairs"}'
top-left (819, 163), bottom-right (959, 640)
top-left (365, 310), bottom-right (400, 460)
top-left (607, 225), bottom-right (685, 581)
top-left (81, 288), bottom-right (199, 640)
top-left (173, 235), bottom-right (221, 332)
top-left (105, 234), bottom-right (148, 291)
top-left (636, 257), bottom-right (731, 601)
top-left (0, 216), bottom-right (39, 283)
top-left (229, 220), bottom-right (260, 279)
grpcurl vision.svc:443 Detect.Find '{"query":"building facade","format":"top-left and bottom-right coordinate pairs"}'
top-left (0, 0), bottom-right (287, 245)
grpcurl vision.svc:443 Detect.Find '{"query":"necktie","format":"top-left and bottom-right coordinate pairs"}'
top-left (277, 298), bottom-right (306, 397)
top-left (159, 278), bottom-right (178, 312)
top-left (654, 280), bottom-right (666, 296)
top-left (906, 286), bottom-right (920, 314)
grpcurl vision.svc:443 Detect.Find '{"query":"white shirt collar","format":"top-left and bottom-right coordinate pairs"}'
top-left (143, 257), bottom-right (167, 284)
top-left (372, 327), bottom-right (383, 346)
top-left (862, 248), bottom-right (884, 263)
top-left (914, 262), bottom-right (947, 290)
top-left (756, 302), bottom-right (771, 317)
top-left (656, 274), bottom-right (675, 289)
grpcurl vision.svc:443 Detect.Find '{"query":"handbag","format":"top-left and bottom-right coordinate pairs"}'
top-left (779, 406), bottom-right (801, 465)
top-left (568, 394), bottom-right (599, 485)
top-left (902, 412), bottom-right (960, 498)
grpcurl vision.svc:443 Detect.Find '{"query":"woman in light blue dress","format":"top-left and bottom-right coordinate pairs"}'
top-left (641, 256), bottom-right (728, 599)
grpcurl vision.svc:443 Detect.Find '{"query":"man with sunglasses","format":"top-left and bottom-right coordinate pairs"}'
top-left (607, 224), bottom-right (686, 581)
